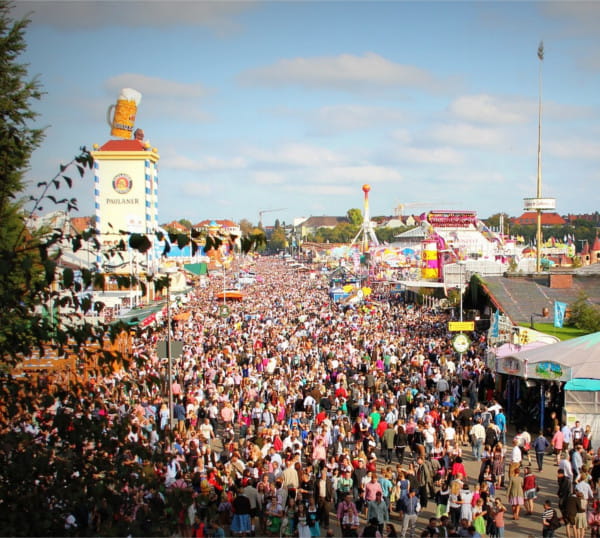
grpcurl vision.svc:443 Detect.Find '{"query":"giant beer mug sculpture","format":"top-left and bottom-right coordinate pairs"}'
top-left (106, 88), bottom-right (142, 139)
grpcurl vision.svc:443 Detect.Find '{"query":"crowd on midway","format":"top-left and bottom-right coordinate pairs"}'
top-left (1, 256), bottom-right (600, 538)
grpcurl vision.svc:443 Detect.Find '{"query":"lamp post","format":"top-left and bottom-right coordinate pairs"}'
top-left (535, 41), bottom-right (544, 273)
top-left (163, 266), bottom-right (177, 431)
top-left (458, 261), bottom-right (467, 323)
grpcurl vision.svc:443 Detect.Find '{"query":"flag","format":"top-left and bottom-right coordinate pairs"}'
top-left (554, 301), bottom-right (567, 328)
top-left (538, 41), bottom-right (544, 61)
top-left (491, 310), bottom-right (500, 338)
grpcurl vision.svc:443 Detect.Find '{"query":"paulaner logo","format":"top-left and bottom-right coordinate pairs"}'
top-left (112, 174), bottom-right (132, 195)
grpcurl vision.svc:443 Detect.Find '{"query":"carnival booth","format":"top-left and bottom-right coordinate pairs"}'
top-left (500, 332), bottom-right (600, 440)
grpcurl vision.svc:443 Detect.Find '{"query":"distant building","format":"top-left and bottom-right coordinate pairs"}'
top-left (581, 235), bottom-right (600, 266)
top-left (565, 212), bottom-right (600, 225)
top-left (193, 219), bottom-right (240, 237)
top-left (163, 220), bottom-right (189, 233)
top-left (511, 212), bottom-right (567, 226)
top-left (70, 216), bottom-right (95, 234)
top-left (378, 215), bottom-right (420, 228)
top-left (297, 216), bottom-right (349, 239)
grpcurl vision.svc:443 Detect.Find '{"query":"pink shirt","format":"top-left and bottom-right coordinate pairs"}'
top-left (552, 430), bottom-right (564, 450)
top-left (364, 480), bottom-right (383, 501)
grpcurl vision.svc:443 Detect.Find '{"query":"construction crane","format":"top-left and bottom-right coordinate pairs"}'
top-left (258, 208), bottom-right (287, 229)
top-left (394, 202), bottom-right (435, 217)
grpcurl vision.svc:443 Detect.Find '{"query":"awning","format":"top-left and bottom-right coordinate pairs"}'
top-left (183, 263), bottom-right (208, 276)
top-left (499, 331), bottom-right (600, 381)
top-left (565, 378), bottom-right (600, 391)
top-left (116, 303), bottom-right (165, 326)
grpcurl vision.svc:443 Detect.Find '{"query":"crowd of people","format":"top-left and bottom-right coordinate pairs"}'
top-left (0, 256), bottom-right (599, 538)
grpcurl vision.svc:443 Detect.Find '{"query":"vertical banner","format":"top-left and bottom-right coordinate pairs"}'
top-left (554, 301), bottom-right (567, 328)
top-left (353, 249), bottom-right (360, 273)
top-left (491, 310), bottom-right (499, 338)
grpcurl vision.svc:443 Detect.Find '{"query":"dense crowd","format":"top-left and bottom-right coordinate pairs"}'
top-left (1, 256), bottom-right (599, 538)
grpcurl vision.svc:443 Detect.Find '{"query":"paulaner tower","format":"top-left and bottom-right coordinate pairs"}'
top-left (91, 139), bottom-right (160, 274)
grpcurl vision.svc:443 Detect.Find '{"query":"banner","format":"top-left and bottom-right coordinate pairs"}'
top-left (554, 301), bottom-right (567, 328)
top-left (491, 310), bottom-right (500, 338)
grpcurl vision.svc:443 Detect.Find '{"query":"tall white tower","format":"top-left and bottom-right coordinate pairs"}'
top-left (91, 139), bottom-right (160, 274)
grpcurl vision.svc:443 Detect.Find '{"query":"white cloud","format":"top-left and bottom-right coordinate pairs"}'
top-left (540, 2), bottom-right (600, 38)
top-left (243, 143), bottom-right (344, 168)
top-left (311, 104), bottom-right (407, 134)
top-left (546, 138), bottom-right (600, 160)
top-left (253, 171), bottom-right (285, 185)
top-left (396, 146), bottom-right (465, 166)
top-left (239, 52), bottom-right (448, 93)
top-left (430, 123), bottom-right (505, 147)
top-left (16, 1), bottom-right (256, 32)
top-left (449, 94), bottom-right (529, 125)
top-left (390, 129), bottom-right (413, 144)
top-left (106, 74), bottom-right (210, 99)
top-left (180, 181), bottom-right (213, 197)
top-left (162, 151), bottom-right (248, 171)
top-left (308, 165), bottom-right (403, 184)
top-left (286, 184), bottom-right (356, 196)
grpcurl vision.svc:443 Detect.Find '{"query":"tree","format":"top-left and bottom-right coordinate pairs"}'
top-left (567, 292), bottom-right (600, 333)
top-left (177, 218), bottom-right (192, 229)
top-left (375, 226), bottom-right (409, 243)
top-left (239, 218), bottom-right (254, 235)
top-left (347, 208), bottom-right (362, 227)
top-left (483, 213), bottom-right (510, 230)
top-left (268, 226), bottom-right (287, 251)
top-left (0, 2), bottom-right (44, 241)
top-left (0, 4), bottom-right (94, 367)
top-left (0, 5), bottom-right (268, 534)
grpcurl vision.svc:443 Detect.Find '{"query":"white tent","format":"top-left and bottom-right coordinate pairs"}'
top-left (501, 332), bottom-right (600, 439)
top-left (500, 331), bottom-right (600, 381)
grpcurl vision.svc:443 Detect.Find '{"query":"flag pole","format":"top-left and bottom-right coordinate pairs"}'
top-left (535, 41), bottom-right (544, 273)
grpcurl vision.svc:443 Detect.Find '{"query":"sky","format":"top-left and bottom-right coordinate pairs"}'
top-left (13, 0), bottom-right (600, 228)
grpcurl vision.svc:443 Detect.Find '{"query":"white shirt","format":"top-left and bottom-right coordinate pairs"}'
top-left (444, 426), bottom-right (456, 442)
top-left (575, 480), bottom-right (594, 500)
top-left (512, 444), bottom-right (522, 463)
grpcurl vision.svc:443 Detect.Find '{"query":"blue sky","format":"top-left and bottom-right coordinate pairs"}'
top-left (14, 1), bottom-right (600, 227)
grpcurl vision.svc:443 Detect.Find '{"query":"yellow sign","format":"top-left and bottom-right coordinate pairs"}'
top-left (448, 321), bottom-right (475, 332)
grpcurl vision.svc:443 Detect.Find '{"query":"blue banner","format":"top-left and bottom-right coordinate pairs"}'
top-left (554, 301), bottom-right (567, 328)
top-left (491, 310), bottom-right (499, 337)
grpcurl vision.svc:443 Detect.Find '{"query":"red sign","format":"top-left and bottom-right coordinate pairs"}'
top-left (428, 211), bottom-right (477, 227)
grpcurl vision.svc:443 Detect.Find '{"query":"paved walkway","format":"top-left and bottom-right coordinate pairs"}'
top-left (327, 428), bottom-right (567, 537)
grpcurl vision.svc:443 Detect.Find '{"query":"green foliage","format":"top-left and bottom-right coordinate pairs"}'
top-left (309, 222), bottom-right (358, 243)
top-left (177, 218), bottom-right (192, 229)
top-left (567, 292), bottom-right (600, 333)
top-left (239, 218), bottom-right (254, 235)
top-left (0, 5), bottom-right (268, 535)
top-left (347, 208), bottom-right (362, 226)
top-left (268, 226), bottom-right (287, 251)
top-left (518, 322), bottom-right (588, 341)
top-left (375, 226), bottom-right (409, 243)
top-left (0, 2), bottom-right (44, 237)
top-left (447, 287), bottom-right (461, 307)
top-left (483, 213), bottom-right (510, 229)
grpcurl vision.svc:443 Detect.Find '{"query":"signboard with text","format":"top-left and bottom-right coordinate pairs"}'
top-left (449, 321), bottom-right (475, 332)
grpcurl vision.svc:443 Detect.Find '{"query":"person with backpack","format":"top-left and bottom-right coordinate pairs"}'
top-left (542, 499), bottom-right (561, 538)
